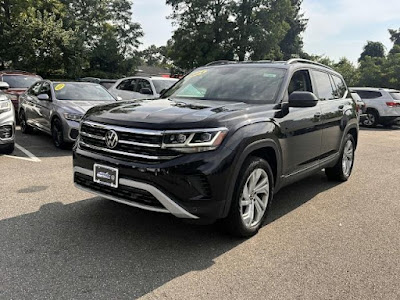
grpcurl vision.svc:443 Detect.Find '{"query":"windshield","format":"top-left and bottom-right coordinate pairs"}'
top-left (390, 92), bottom-right (400, 100)
top-left (53, 83), bottom-right (115, 101)
top-left (162, 66), bottom-right (286, 103)
top-left (3, 75), bottom-right (41, 88)
top-left (152, 79), bottom-right (178, 94)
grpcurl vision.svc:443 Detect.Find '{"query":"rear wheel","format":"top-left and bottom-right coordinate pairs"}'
top-left (19, 111), bottom-right (33, 134)
top-left (223, 157), bottom-right (274, 237)
top-left (325, 134), bottom-right (355, 181)
top-left (52, 118), bottom-right (67, 149)
top-left (362, 110), bottom-right (379, 127)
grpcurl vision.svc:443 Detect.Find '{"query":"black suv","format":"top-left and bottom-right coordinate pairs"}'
top-left (73, 59), bottom-right (358, 237)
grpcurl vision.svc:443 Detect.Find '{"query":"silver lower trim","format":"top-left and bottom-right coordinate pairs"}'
top-left (73, 166), bottom-right (199, 219)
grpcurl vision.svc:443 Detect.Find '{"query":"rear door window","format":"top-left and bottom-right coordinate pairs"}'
top-left (311, 70), bottom-right (335, 100)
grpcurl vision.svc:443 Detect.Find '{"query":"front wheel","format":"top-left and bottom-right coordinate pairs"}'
top-left (223, 157), bottom-right (274, 237)
top-left (325, 134), bottom-right (355, 181)
top-left (52, 118), bottom-right (67, 149)
top-left (20, 111), bottom-right (33, 134)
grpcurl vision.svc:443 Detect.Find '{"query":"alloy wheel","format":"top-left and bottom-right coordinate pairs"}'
top-left (240, 168), bottom-right (270, 228)
top-left (342, 140), bottom-right (354, 177)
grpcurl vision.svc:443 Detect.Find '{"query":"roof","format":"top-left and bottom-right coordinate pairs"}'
top-left (135, 65), bottom-right (170, 76)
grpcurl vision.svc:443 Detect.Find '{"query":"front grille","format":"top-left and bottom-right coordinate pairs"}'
top-left (79, 121), bottom-right (180, 163)
top-left (74, 173), bottom-right (164, 208)
top-left (0, 125), bottom-right (13, 139)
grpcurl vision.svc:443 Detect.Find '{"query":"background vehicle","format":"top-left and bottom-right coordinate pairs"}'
top-left (19, 81), bottom-right (117, 148)
top-left (73, 59), bottom-right (358, 237)
top-left (350, 91), bottom-right (366, 118)
top-left (108, 76), bottom-right (178, 100)
top-left (350, 87), bottom-right (400, 127)
top-left (0, 70), bottom-right (42, 113)
top-left (0, 82), bottom-right (15, 154)
top-left (79, 77), bottom-right (117, 89)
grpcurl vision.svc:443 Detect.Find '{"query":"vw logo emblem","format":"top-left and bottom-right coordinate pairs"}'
top-left (105, 130), bottom-right (119, 149)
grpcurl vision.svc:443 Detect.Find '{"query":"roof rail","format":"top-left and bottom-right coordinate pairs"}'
top-left (286, 58), bottom-right (333, 70)
top-left (205, 60), bottom-right (237, 66)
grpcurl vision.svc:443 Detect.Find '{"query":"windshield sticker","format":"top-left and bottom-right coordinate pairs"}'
top-left (263, 73), bottom-right (277, 78)
top-left (187, 70), bottom-right (208, 79)
top-left (55, 83), bottom-right (65, 91)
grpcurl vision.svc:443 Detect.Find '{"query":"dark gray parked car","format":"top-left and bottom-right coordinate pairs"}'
top-left (19, 81), bottom-right (117, 148)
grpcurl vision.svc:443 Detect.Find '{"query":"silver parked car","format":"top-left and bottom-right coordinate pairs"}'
top-left (108, 76), bottom-right (178, 100)
top-left (19, 81), bottom-right (117, 148)
top-left (0, 82), bottom-right (15, 154)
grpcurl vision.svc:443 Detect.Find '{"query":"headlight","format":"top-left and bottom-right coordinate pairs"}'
top-left (162, 128), bottom-right (228, 153)
top-left (0, 100), bottom-right (11, 113)
top-left (63, 113), bottom-right (83, 122)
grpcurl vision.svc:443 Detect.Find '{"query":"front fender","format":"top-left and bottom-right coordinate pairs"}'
top-left (220, 122), bottom-right (283, 218)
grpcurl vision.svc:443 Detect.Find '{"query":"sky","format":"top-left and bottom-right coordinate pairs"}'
top-left (133, 0), bottom-right (400, 64)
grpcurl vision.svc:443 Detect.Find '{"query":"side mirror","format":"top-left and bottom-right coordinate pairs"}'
top-left (0, 82), bottom-right (10, 90)
top-left (37, 93), bottom-right (50, 101)
top-left (140, 88), bottom-right (153, 95)
top-left (289, 91), bottom-right (318, 107)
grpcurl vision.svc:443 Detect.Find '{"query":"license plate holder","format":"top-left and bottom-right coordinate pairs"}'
top-left (93, 164), bottom-right (119, 188)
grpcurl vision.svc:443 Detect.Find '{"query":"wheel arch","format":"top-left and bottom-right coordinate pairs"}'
top-left (221, 138), bottom-right (282, 218)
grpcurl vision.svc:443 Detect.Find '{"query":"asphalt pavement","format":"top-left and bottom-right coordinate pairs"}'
top-left (0, 126), bottom-right (399, 300)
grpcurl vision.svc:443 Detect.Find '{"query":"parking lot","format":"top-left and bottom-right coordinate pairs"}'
top-left (0, 126), bottom-right (399, 299)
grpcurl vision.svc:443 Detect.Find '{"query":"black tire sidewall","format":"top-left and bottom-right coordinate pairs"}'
top-left (226, 157), bottom-right (274, 237)
top-left (52, 118), bottom-right (64, 148)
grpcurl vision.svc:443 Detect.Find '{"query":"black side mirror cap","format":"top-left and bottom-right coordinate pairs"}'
top-left (289, 91), bottom-right (319, 107)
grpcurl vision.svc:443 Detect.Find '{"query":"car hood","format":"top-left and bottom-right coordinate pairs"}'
top-left (84, 98), bottom-right (277, 129)
top-left (62, 100), bottom-right (116, 114)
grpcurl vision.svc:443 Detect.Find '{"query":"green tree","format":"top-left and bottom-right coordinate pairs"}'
top-left (333, 58), bottom-right (360, 87)
top-left (358, 56), bottom-right (385, 87)
top-left (388, 28), bottom-right (400, 45)
top-left (279, 0), bottom-right (308, 60)
top-left (359, 41), bottom-right (385, 62)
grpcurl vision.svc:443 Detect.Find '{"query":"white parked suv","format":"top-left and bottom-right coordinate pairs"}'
top-left (350, 87), bottom-right (400, 127)
top-left (108, 76), bottom-right (178, 100)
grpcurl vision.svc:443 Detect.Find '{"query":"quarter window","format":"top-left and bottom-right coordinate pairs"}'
top-left (312, 71), bottom-right (335, 100)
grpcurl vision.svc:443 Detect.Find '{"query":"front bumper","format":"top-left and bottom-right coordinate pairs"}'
top-left (0, 106), bottom-right (15, 145)
top-left (62, 119), bottom-right (80, 143)
top-left (73, 145), bottom-right (236, 219)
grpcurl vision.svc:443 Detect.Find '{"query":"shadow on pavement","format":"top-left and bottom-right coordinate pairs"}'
top-left (359, 124), bottom-right (400, 132)
top-left (12, 128), bottom-right (72, 158)
top-left (0, 172), bottom-right (339, 299)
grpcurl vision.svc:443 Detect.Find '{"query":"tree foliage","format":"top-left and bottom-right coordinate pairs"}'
top-left (0, 0), bottom-right (143, 78)
top-left (358, 41), bottom-right (385, 62)
top-left (166, 0), bottom-right (305, 69)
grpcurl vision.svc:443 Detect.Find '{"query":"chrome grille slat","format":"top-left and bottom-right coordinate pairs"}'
top-left (79, 121), bottom-right (178, 162)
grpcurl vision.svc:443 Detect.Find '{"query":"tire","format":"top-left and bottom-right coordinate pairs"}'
top-left (0, 143), bottom-right (14, 154)
top-left (325, 134), bottom-right (355, 182)
top-left (19, 111), bottom-right (33, 134)
top-left (51, 118), bottom-right (67, 149)
top-left (223, 157), bottom-right (274, 237)
top-left (362, 110), bottom-right (379, 127)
